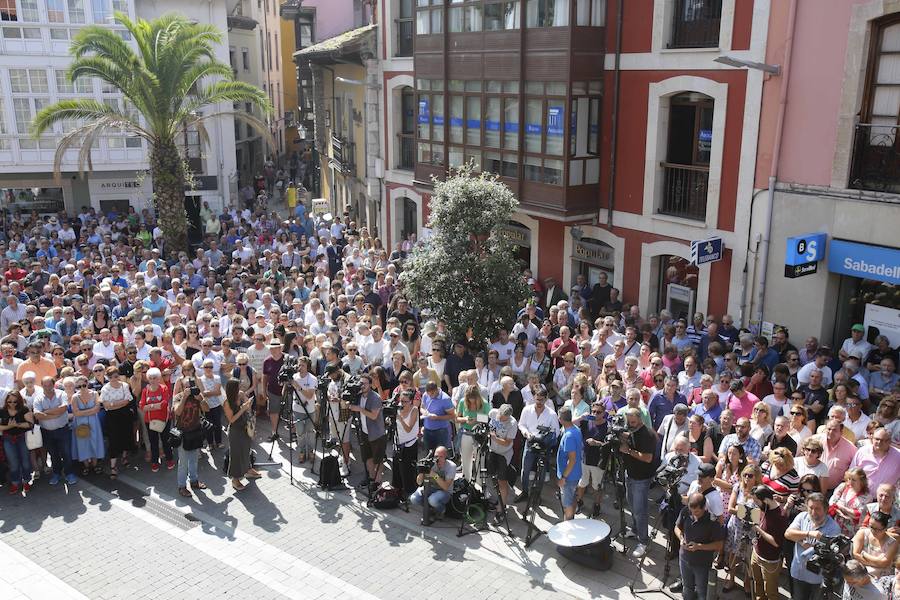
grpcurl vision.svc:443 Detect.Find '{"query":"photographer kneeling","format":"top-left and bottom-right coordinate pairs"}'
top-left (349, 374), bottom-right (385, 492)
top-left (409, 445), bottom-right (456, 520)
top-left (621, 406), bottom-right (657, 559)
top-left (784, 492), bottom-right (842, 600)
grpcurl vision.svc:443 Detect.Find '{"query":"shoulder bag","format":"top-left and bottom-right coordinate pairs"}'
top-left (25, 424), bottom-right (43, 450)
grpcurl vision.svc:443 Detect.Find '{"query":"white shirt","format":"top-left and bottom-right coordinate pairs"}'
top-left (92, 340), bottom-right (116, 361)
top-left (292, 371), bottom-right (317, 413)
top-left (191, 349), bottom-right (223, 375)
top-left (518, 404), bottom-right (560, 437)
top-left (797, 362), bottom-right (833, 387)
top-left (490, 341), bottom-right (516, 364)
top-left (677, 370), bottom-right (702, 398)
top-left (362, 337), bottom-right (386, 366)
top-left (844, 412), bottom-right (871, 442)
top-left (687, 480), bottom-right (725, 519)
top-left (840, 337), bottom-right (873, 361)
top-left (762, 394), bottom-right (789, 417)
top-left (512, 321), bottom-right (539, 344)
top-left (663, 451), bottom-right (700, 496)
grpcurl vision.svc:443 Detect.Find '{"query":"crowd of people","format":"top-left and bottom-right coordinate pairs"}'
top-left (0, 197), bottom-right (899, 600)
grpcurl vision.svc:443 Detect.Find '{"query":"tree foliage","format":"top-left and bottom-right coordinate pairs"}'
top-left (400, 165), bottom-right (530, 348)
top-left (32, 11), bottom-right (273, 255)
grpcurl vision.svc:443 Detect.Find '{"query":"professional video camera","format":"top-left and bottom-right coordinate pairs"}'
top-left (528, 425), bottom-right (555, 454)
top-left (469, 421), bottom-right (492, 446)
top-left (278, 355), bottom-right (298, 383)
top-left (807, 534), bottom-right (851, 587)
top-left (340, 376), bottom-right (363, 406)
top-left (654, 453), bottom-right (689, 489)
top-left (417, 450), bottom-right (436, 474)
top-left (608, 412), bottom-right (629, 437)
top-left (382, 398), bottom-right (400, 420)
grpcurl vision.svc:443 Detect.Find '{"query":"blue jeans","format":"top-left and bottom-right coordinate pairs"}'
top-left (43, 426), bottom-right (74, 476)
top-left (409, 486), bottom-right (451, 515)
top-left (521, 446), bottom-right (539, 491)
top-left (3, 435), bottom-right (30, 483)
top-left (423, 428), bottom-right (450, 453)
top-left (177, 446), bottom-right (199, 487)
top-left (625, 475), bottom-right (651, 545)
top-left (678, 556), bottom-right (711, 600)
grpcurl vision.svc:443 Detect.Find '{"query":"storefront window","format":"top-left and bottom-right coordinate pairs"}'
top-left (572, 237), bottom-right (614, 287)
top-left (1, 187), bottom-right (65, 214)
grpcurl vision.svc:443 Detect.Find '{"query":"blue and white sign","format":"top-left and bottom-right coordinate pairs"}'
top-left (690, 237), bottom-right (723, 266)
top-left (785, 232), bottom-right (827, 266)
top-left (828, 239), bottom-right (900, 285)
top-left (547, 106), bottom-right (564, 137)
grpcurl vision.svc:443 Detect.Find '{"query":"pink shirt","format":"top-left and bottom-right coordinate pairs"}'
top-left (850, 445), bottom-right (900, 492)
top-left (822, 435), bottom-right (859, 491)
top-left (725, 391), bottom-right (759, 421)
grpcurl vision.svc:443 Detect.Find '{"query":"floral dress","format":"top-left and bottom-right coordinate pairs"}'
top-left (725, 486), bottom-right (756, 554)
top-left (829, 482), bottom-right (873, 538)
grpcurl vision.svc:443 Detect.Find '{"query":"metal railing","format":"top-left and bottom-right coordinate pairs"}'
top-left (396, 18), bottom-right (414, 56)
top-left (660, 162), bottom-right (709, 221)
top-left (849, 122), bottom-right (900, 193)
top-left (669, 0), bottom-right (721, 48)
top-left (397, 133), bottom-right (415, 170)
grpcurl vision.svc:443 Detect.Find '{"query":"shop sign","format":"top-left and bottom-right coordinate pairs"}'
top-left (690, 237), bottom-right (723, 266)
top-left (784, 232), bottom-right (826, 278)
top-left (499, 223), bottom-right (530, 247)
top-left (574, 240), bottom-right (614, 270)
top-left (827, 239), bottom-right (900, 285)
top-left (89, 176), bottom-right (151, 198)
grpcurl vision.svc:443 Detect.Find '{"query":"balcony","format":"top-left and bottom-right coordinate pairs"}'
top-left (669, 0), bottom-right (721, 49)
top-left (659, 162), bottom-right (709, 221)
top-left (396, 18), bottom-right (414, 57)
top-left (397, 133), bottom-right (415, 170)
top-left (331, 134), bottom-right (356, 173)
top-left (849, 123), bottom-right (900, 194)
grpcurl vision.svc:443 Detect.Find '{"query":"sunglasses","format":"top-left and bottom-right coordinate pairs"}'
top-left (741, 474), bottom-right (754, 479)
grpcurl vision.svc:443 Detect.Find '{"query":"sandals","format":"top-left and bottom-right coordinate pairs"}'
top-left (190, 481), bottom-right (208, 490)
top-left (178, 487), bottom-right (192, 498)
top-left (245, 471), bottom-right (262, 480)
top-left (109, 468), bottom-right (118, 480)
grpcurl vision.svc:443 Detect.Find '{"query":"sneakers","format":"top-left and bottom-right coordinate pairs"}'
top-left (49, 474), bottom-right (61, 486)
top-left (631, 543), bottom-right (647, 559)
top-left (151, 463), bottom-right (160, 473)
top-left (624, 528), bottom-right (637, 539)
top-left (8, 483), bottom-right (19, 495)
top-left (669, 580), bottom-right (683, 593)
top-left (166, 460), bottom-right (176, 470)
top-left (65, 474), bottom-right (78, 485)
top-left (22, 482), bottom-right (31, 492)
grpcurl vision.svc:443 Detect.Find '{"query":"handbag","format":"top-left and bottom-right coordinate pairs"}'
top-left (25, 425), bottom-right (42, 450)
top-left (149, 419), bottom-right (167, 433)
top-left (75, 423), bottom-right (92, 438)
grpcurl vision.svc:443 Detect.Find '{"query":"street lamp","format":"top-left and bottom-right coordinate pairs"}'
top-left (714, 55), bottom-right (781, 75)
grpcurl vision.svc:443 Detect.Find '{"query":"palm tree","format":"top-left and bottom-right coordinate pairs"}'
top-left (33, 11), bottom-right (272, 255)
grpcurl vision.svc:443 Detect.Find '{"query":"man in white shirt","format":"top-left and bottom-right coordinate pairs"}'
top-left (489, 329), bottom-right (516, 366)
top-left (92, 329), bottom-right (117, 361)
top-left (362, 326), bottom-right (387, 366)
top-left (839, 324), bottom-right (873, 362)
top-left (797, 349), bottom-right (834, 387)
top-left (515, 388), bottom-right (560, 502)
top-left (512, 313), bottom-right (539, 344)
top-left (843, 397), bottom-right (871, 441)
top-left (231, 239), bottom-right (254, 263)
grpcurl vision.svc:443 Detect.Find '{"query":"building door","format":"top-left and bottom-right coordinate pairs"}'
top-left (402, 197), bottom-right (417, 240)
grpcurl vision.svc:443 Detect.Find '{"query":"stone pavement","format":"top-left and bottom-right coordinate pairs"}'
top-left (0, 421), bottom-right (681, 600)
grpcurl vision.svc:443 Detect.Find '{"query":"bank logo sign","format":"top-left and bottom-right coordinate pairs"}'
top-left (827, 239), bottom-right (900, 285)
top-left (784, 232), bottom-right (827, 279)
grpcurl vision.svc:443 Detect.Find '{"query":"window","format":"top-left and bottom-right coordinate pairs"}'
top-left (850, 15), bottom-right (900, 192)
top-left (416, 0), bottom-right (442, 35)
top-left (266, 32), bottom-right (272, 70)
top-left (449, 0), bottom-right (481, 33)
top-left (466, 96), bottom-right (480, 145)
top-left (397, 0), bottom-right (414, 56)
top-left (50, 28), bottom-right (68, 39)
top-left (660, 91), bottom-right (713, 220)
top-left (241, 47), bottom-right (250, 70)
top-left (575, 0), bottom-right (604, 26)
top-left (13, 97), bottom-right (47, 144)
top-left (669, 0), bottom-right (721, 48)
top-left (526, 0), bottom-right (568, 28)
top-left (416, 79), bottom-right (445, 165)
top-left (46, 0), bottom-right (65, 21)
top-left (92, 0), bottom-right (111, 23)
top-left (19, 0), bottom-right (38, 21)
top-left (0, 0), bottom-right (17, 21)
top-left (484, 1), bottom-right (519, 30)
top-left (67, 0), bottom-right (84, 22)
top-left (274, 32), bottom-right (279, 70)
top-left (229, 46), bottom-right (236, 69)
top-left (9, 69), bottom-right (48, 93)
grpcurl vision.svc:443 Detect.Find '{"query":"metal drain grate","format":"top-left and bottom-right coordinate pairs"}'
top-left (90, 478), bottom-right (200, 532)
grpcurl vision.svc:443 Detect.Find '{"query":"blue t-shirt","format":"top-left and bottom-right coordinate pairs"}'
top-left (142, 296), bottom-right (167, 328)
top-left (422, 391), bottom-right (454, 431)
top-left (556, 425), bottom-right (583, 483)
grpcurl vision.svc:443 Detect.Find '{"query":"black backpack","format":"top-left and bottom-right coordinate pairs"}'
top-left (370, 483), bottom-right (402, 509)
top-left (318, 454), bottom-right (342, 489)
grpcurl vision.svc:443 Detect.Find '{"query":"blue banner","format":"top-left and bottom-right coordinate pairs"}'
top-left (785, 233), bottom-right (827, 266)
top-left (417, 100), bottom-right (429, 125)
top-left (827, 239), bottom-right (900, 285)
top-left (466, 118), bottom-right (480, 129)
top-left (485, 119), bottom-right (501, 131)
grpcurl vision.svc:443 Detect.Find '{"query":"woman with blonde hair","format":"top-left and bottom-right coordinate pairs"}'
top-left (760, 446), bottom-right (799, 500)
top-left (749, 401), bottom-right (773, 445)
top-left (723, 464), bottom-right (762, 591)
top-left (787, 401), bottom-right (814, 444)
top-left (829, 467), bottom-right (873, 537)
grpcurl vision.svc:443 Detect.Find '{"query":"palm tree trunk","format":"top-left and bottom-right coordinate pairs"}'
top-left (150, 139), bottom-right (188, 258)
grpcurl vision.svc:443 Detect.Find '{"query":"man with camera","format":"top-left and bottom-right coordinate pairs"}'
top-left (409, 445), bottom-right (456, 520)
top-left (324, 363), bottom-right (352, 466)
top-left (620, 406), bottom-right (657, 558)
top-left (515, 387), bottom-right (559, 503)
top-left (576, 401), bottom-right (609, 517)
top-left (488, 403), bottom-right (517, 523)
top-left (673, 492), bottom-right (726, 600)
top-left (173, 381), bottom-right (209, 497)
top-left (290, 356), bottom-right (317, 464)
top-left (784, 491), bottom-right (842, 600)
top-left (349, 373), bottom-right (385, 492)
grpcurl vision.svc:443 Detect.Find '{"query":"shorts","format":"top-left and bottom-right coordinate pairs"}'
top-left (578, 464), bottom-right (606, 490)
top-left (361, 434), bottom-right (386, 464)
top-left (267, 393), bottom-right (284, 414)
top-left (487, 452), bottom-right (511, 481)
top-left (560, 480), bottom-right (578, 508)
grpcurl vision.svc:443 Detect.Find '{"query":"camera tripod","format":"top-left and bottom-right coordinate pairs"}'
top-left (385, 409), bottom-right (411, 512)
top-left (734, 513), bottom-right (758, 600)
top-left (630, 481), bottom-right (682, 600)
top-left (522, 446), bottom-right (563, 547)
top-left (457, 433), bottom-right (513, 539)
top-left (598, 442), bottom-right (629, 554)
top-left (265, 383), bottom-right (321, 486)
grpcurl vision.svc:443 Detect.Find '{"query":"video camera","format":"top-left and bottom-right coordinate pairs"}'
top-left (278, 355), bottom-right (298, 383)
top-left (340, 376), bottom-right (363, 406)
top-left (807, 534), bottom-right (851, 586)
top-left (417, 450), bottom-right (436, 474)
top-left (528, 425), bottom-right (555, 454)
top-left (654, 453), bottom-right (689, 489)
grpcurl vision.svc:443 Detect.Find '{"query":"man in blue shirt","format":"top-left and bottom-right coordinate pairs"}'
top-left (557, 406), bottom-right (583, 520)
top-left (752, 336), bottom-right (780, 372)
top-left (420, 381), bottom-right (456, 453)
top-left (33, 376), bottom-right (77, 486)
top-left (142, 286), bottom-right (167, 329)
top-left (784, 492), bottom-right (842, 600)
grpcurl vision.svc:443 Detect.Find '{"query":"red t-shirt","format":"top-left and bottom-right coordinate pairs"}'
top-left (140, 384), bottom-right (170, 423)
